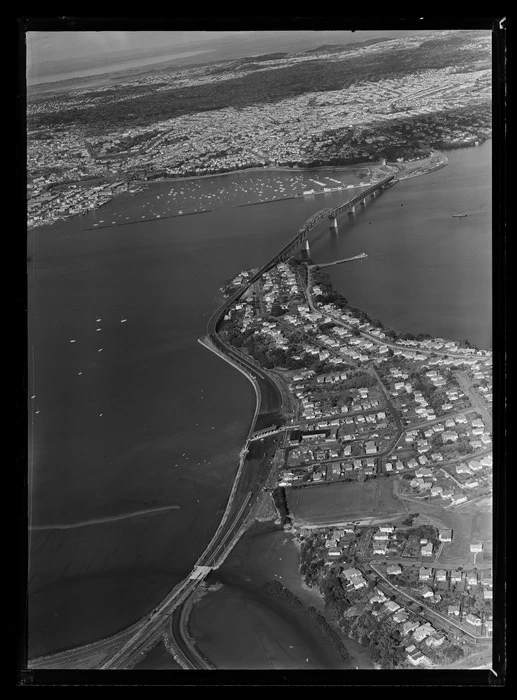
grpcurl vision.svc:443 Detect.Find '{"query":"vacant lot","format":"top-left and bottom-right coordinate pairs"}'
top-left (287, 478), bottom-right (407, 526)
top-left (435, 510), bottom-right (492, 568)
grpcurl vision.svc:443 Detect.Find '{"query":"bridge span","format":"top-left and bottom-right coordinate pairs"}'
top-left (207, 174), bottom-right (395, 338)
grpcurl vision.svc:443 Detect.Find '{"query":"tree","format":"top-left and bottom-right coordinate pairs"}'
top-left (270, 303), bottom-right (285, 317)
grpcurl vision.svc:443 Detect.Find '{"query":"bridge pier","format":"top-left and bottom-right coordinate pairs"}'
top-left (300, 239), bottom-right (311, 260)
top-left (370, 191), bottom-right (376, 198)
top-left (328, 214), bottom-right (338, 234)
top-left (347, 205), bottom-right (356, 216)
top-left (360, 198), bottom-right (366, 207)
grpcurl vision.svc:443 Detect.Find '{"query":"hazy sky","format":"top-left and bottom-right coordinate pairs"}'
top-left (26, 29), bottom-right (440, 84)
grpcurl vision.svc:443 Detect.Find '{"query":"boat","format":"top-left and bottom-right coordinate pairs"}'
top-left (452, 213), bottom-right (467, 218)
top-left (70, 339), bottom-right (76, 343)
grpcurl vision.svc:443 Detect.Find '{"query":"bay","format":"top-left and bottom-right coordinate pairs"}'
top-left (311, 141), bottom-right (492, 349)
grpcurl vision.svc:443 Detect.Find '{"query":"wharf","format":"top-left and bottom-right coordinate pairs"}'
top-left (313, 253), bottom-right (368, 269)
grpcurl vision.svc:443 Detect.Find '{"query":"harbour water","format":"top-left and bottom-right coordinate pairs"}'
top-left (189, 521), bottom-right (376, 670)
top-left (27, 144), bottom-right (491, 660)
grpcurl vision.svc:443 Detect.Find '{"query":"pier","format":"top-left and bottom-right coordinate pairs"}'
top-left (312, 252), bottom-right (368, 269)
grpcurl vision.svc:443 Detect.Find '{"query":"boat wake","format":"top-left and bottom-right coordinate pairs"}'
top-left (29, 504), bottom-right (181, 530)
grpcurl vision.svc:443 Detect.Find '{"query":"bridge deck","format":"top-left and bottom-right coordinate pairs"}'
top-left (207, 175), bottom-right (395, 336)
top-left (188, 566), bottom-right (213, 581)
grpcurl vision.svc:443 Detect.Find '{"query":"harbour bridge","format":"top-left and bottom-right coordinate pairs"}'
top-left (207, 174), bottom-right (396, 338)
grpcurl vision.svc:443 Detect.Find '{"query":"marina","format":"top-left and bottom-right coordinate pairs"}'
top-left (80, 169), bottom-right (375, 232)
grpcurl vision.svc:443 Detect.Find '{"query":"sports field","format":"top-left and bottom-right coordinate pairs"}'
top-left (287, 478), bottom-right (408, 527)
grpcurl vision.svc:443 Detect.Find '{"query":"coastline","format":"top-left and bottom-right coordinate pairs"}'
top-left (28, 142), bottom-right (491, 668)
top-left (28, 153), bottom-right (446, 232)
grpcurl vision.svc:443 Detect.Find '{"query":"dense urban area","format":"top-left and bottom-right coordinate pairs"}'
top-left (27, 30), bottom-right (491, 229)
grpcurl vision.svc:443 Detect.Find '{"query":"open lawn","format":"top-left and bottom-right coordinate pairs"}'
top-left (287, 477), bottom-right (408, 527)
top-left (435, 510), bottom-right (492, 568)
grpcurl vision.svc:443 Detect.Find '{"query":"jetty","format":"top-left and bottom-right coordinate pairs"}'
top-left (312, 252), bottom-right (368, 269)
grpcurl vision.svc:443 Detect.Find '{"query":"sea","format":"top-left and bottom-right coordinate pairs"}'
top-left (27, 141), bottom-right (491, 660)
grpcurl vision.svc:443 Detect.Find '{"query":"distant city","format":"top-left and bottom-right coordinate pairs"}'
top-left (27, 30), bottom-right (491, 229)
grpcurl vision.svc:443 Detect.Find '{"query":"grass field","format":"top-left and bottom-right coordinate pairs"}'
top-left (287, 478), bottom-right (408, 527)
top-left (435, 510), bottom-right (492, 568)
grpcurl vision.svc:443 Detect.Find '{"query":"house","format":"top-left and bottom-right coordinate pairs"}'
top-left (465, 479), bottom-right (480, 489)
top-left (421, 543), bottom-right (433, 557)
top-left (413, 624), bottom-right (435, 642)
top-left (483, 588), bottom-right (493, 600)
top-left (485, 620), bottom-right (493, 637)
top-left (401, 620), bottom-right (420, 637)
top-left (387, 565), bottom-right (402, 576)
top-left (481, 570), bottom-right (493, 588)
top-left (369, 588), bottom-right (387, 604)
top-left (435, 570), bottom-right (447, 582)
top-left (373, 542), bottom-right (387, 555)
top-left (419, 567), bottom-right (432, 580)
top-left (426, 633), bottom-right (446, 648)
top-left (379, 525), bottom-right (395, 533)
top-left (342, 567), bottom-right (362, 580)
top-left (465, 613), bottom-right (482, 627)
top-left (470, 542), bottom-right (483, 553)
top-left (327, 548), bottom-right (342, 558)
top-left (466, 571), bottom-right (478, 587)
top-left (448, 604), bottom-right (460, 616)
top-left (451, 494), bottom-right (468, 505)
top-left (450, 570), bottom-right (462, 584)
top-left (365, 440), bottom-right (377, 455)
top-left (393, 609), bottom-right (409, 624)
top-left (373, 532), bottom-right (389, 541)
top-left (384, 600), bottom-right (400, 613)
top-left (421, 586), bottom-right (434, 598)
top-left (406, 645), bottom-right (432, 666)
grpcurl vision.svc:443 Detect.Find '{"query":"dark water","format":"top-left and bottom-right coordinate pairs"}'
top-left (312, 142), bottom-right (492, 349)
top-left (27, 146), bottom-right (491, 658)
top-left (132, 640), bottom-right (183, 670)
top-left (190, 522), bottom-right (376, 670)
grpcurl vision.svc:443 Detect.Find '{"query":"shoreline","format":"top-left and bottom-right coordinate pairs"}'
top-left (29, 154), bottom-right (444, 232)
top-left (145, 162), bottom-right (382, 185)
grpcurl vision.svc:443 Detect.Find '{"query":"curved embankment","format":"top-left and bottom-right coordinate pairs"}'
top-left (29, 505), bottom-right (181, 531)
